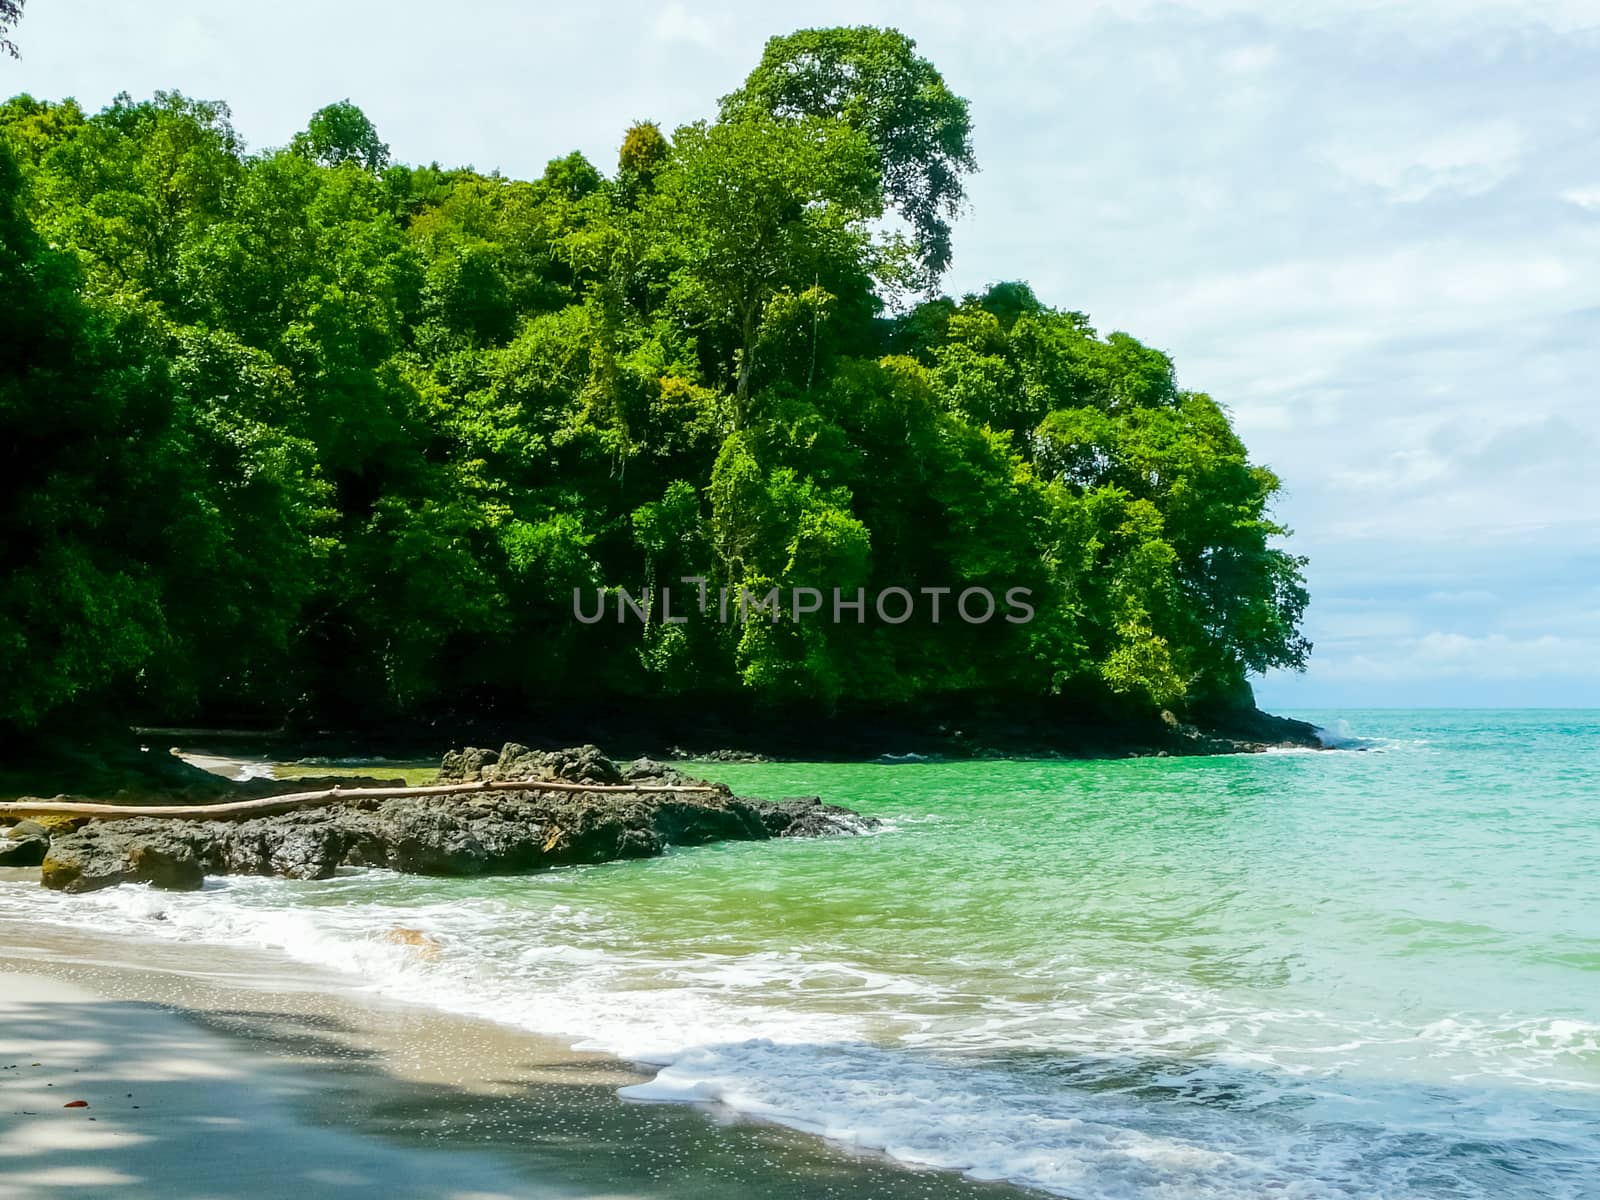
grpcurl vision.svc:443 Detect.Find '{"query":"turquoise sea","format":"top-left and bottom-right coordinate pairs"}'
top-left (3, 710), bottom-right (1597, 1197)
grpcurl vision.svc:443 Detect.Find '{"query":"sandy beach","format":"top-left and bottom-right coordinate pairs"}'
top-left (0, 919), bottom-right (1032, 1200)
top-left (0, 970), bottom-right (538, 1199)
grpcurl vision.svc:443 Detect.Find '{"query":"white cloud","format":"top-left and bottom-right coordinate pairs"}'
top-left (1324, 119), bottom-right (1526, 203)
top-left (961, 0), bottom-right (1600, 40)
top-left (652, 3), bottom-right (728, 49)
top-left (1312, 611), bottom-right (1421, 640)
top-left (1221, 43), bottom-right (1278, 72)
top-left (1424, 590), bottom-right (1498, 607)
top-left (1317, 633), bottom-right (1600, 682)
top-left (1561, 184), bottom-right (1600, 211)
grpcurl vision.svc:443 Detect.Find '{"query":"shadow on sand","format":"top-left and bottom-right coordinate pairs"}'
top-left (0, 987), bottom-right (1033, 1200)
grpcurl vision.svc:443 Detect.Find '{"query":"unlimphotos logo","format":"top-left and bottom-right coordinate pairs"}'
top-left (574, 579), bottom-right (1034, 625)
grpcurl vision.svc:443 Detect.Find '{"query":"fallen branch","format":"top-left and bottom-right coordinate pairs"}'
top-left (0, 777), bottom-right (721, 823)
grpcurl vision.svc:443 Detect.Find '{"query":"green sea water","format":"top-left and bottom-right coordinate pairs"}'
top-left (4, 710), bottom-right (1597, 1197)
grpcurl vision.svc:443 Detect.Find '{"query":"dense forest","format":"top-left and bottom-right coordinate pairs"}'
top-left (0, 27), bottom-right (1309, 739)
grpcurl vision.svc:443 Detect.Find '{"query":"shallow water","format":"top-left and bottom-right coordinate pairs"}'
top-left (4, 710), bottom-right (1597, 1198)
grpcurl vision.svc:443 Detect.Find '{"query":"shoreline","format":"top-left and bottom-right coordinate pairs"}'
top-left (175, 701), bottom-right (1326, 766)
top-left (0, 923), bottom-right (1038, 1200)
top-left (5, 718), bottom-right (1594, 1200)
top-left (0, 701), bottom-right (1327, 806)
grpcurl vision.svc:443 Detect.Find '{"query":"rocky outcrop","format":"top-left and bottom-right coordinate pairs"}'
top-left (0, 819), bottom-right (50, 867)
top-left (38, 744), bottom-right (874, 894)
top-left (436, 742), bottom-right (652, 786)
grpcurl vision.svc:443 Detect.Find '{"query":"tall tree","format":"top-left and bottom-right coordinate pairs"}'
top-left (649, 113), bottom-right (880, 425)
top-left (0, 141), bottom-right (173, 725)
top-left (722, 26), bottom-right (976, 289)
top-left (293, 100), bottom-right (391, 172)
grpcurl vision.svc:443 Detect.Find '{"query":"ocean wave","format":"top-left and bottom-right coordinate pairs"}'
top-left (3, 873), bottom-right (1597, 1199)
top-left (1312, 720), bottom-right (1383, 750)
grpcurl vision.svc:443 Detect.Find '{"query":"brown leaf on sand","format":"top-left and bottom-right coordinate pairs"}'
top-left (63, 1100), bottom-right (88, 1108)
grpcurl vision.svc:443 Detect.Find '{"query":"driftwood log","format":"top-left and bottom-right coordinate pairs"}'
top-left (0, 777), bottom-right (720, 823)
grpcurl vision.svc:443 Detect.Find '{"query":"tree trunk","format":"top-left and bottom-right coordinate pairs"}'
top-left (735, 299), bottom-right (757, 428)
top-left (0, 777), bottom-right (721, 823)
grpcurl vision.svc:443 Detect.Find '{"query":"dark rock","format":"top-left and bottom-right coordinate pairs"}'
top-left (36, 744), bottom-right (878, 893)
top-left (437, 742), bottom-right (629, 786)
top-left (560, 744), bottom-right (624, 784)
top-left (759, 796), bottom-right (878, 838)
top-left (647, 798), bottom-right (768, 846)
top-left (215, 810), bottom-right (357, 880)
top-left (371, 803), bottom-right (496, 875)
top-left (438, 746), bottom-right (499, 782)
top-left (42, 824), bottom-right (209, 892)
top-left (623, 757), bottom-right (665, 780)
top-left (126, 843), bottom-right (205, 891)
top-left (691, 749), bottom-right (774, 763)
top-left (0, 824), bottom-right (49, 867)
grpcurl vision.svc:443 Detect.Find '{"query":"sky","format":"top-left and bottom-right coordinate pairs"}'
top-left (5, 0), bottom-right (1598, 709)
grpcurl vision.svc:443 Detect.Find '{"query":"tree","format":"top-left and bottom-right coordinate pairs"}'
top-left (618, 121), bottom-right (669, 182)
top-left (293, 100), bottom-right (390, 172)
top-left (722, 26), bottom-right (976, 288)
top-left (649, 113), bottom-right (880, 424)
top-left (0, 1), bottom-right (23, 59)
top-left (0, 26), bottom-right (1311, 733)
top-left (8, 92), bottom-right (244, 309)
top-left (0, 141), bottom-right (174, 725)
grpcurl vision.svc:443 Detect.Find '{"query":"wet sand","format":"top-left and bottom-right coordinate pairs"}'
top-left (0, 925), bottom-right (1038, 1199)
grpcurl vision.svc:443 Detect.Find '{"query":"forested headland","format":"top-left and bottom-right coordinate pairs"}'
top-left (0, 27), bottom-right (1311, 756)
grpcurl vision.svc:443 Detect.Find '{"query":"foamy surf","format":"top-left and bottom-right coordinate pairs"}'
top-left (3, 715), bottom-right (1596, 1199)
top-left (2, 864), bottom-right (1595, 1200)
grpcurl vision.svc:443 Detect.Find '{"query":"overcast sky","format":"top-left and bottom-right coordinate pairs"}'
top-left (7, 0), bottom-right (1598, 710)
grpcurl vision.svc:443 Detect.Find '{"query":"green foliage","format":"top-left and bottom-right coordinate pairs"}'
top-left (723, 26), bottom-right (975, 288)
top-left (293, 100), bottom-right (391, 172)
top-left (647, 111), bottom-right (881, 422)
top-left (0, 140), bottom-right (175, 723)
top-left (618, 121), bottom-right (669, 183)
top-left (0, 25), bottom-right (1309, 731)
top-left (0, 0), bottom-right (23, 59)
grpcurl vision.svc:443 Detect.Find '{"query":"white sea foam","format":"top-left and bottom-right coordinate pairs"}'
top-left (1310, 719), bottom-right (1402, 751)
top-left (1314, 719), bottom-right (1357, 748)
top-left (3, 871), bottom-right (1596, 1199)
